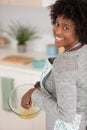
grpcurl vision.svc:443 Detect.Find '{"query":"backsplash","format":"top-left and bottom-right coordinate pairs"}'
top-left (0, 5), bottom-right (54, 53)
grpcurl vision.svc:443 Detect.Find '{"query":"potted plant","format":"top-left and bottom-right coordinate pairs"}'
top-left (8, 21), bottom-right (38, 52)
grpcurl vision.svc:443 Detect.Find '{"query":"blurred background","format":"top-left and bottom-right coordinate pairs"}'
top-left (0, 1), bottom-right (60, 130)
top-left (0, 2), bottom-right (55, 53)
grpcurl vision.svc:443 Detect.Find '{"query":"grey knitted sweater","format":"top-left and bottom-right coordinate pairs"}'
top-left (32, 45), bottom-right (87, 125)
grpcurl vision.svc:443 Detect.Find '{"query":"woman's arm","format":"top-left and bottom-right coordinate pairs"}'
top-left (31, 55), bottom-right (78, 123)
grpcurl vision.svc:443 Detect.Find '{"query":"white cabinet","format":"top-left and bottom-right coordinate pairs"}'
top-left (0, 70), bottom-right (46, 130)
top-left (0, 0), bottom-right (8, 5)
top-left (0, 0), bottom-right (55, 7)
top-left (0, 48), bottom-right (46, 130)
top-left (0, 69), bottom-right (46, 130)
top-left (0, 0), bottom-right (42, 6)
top-left (9, 0), bottom-right (42, 6)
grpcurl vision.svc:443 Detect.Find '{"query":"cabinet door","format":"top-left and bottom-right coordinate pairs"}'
top-left (0, 46), bottom-right (47, 130)
top-left (0, 0), bottom-right (8, 4)
top-left (0, 71), bottom-right (46, 130)
top-left (9, 0), bottom-right (42, 6)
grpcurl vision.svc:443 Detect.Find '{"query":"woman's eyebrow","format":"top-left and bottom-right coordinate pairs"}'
top-left (62, 23), bottom-right (72, 27)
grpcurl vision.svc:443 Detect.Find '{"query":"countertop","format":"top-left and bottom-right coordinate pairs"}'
top-left (0, 48), bottom-right (46, 130)
top-left (0, 47), bottom-right (47, 75)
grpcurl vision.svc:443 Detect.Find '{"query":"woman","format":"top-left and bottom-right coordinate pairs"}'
top-left (21, 0), bottom-right (87, 130)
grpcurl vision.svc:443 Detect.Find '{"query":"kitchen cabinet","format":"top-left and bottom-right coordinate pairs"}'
top-left (0, 0), bottom-right (42, 6)
top-left (9, 0), bottom-right (42, 7)
top-left (0, 47), bottom-right (46, 130)
top-left (0, 0), bottom-right (8, 5)
top-left (0, 0), bottom-right (55, 7)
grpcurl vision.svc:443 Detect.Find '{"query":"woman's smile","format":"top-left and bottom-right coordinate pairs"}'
top-left (55, 36), bottom-right (64, 42)
top-left (53, 16), bottom-right (79, 50)
top-left (55, 36), bottom-right (64, 41)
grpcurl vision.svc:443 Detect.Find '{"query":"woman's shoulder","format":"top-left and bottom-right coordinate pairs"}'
top-left (53, 53), bottom-right (78, 72)
top-left (56, 52), bottom-right (78, 65)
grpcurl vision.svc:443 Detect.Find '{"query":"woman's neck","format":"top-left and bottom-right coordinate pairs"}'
top-left (65, 42), bottom-right (83, 52)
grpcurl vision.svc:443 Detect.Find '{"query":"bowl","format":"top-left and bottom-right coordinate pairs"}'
top-left (32, 58), bottom-right (46, 69)
top-left (8, 84), bottom-right (40, 119)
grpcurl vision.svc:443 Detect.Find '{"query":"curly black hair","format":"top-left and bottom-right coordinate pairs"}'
top-left (49, 0), bottom-right (87, 45)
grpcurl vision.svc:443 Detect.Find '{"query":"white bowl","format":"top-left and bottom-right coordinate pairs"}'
top-left (8, 84), bottom-right (40, 119)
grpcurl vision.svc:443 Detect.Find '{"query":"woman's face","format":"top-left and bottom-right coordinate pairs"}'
top-left (53, 16), bottom-right (79, 51)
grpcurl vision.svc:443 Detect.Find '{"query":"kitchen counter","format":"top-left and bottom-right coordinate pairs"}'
top-left (0, 47), bottom-right (47, 74)
top-left (0, 47), bottom-right (46, 130)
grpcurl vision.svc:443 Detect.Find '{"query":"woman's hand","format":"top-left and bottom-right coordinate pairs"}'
top-left (21, 81), bottom-right (41, 109)
top-left (21, 88), bottom-right (35, 109)
top-left (34, 81), bottom-right (41, 90)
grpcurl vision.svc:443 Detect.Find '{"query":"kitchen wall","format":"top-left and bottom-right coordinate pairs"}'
top-left (0, 5), bottom-right (54, 52)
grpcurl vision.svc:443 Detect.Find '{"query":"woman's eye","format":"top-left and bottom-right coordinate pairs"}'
top-left (63, 26), bottom-right (68, 30)
top-left (55, 22), bottom-right (59, 26)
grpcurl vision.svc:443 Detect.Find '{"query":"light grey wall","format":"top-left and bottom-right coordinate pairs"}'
top-left (0, 5), bottom-right (51, 32)
top-left (0, 5), bottom-right (54, 52)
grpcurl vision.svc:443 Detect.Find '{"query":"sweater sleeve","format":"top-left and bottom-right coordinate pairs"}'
top-left (31, 55), bottom-right (78, 123)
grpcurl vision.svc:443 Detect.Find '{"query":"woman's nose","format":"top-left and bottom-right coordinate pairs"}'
top-left (53, 25), bottom-right (62, 34)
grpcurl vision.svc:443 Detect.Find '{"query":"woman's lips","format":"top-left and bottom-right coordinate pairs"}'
top-left (55, 36), bottom-right (64, 42)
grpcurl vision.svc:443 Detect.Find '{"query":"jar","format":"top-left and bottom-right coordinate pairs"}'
top-left (47, 44), bottom-right (58, 57)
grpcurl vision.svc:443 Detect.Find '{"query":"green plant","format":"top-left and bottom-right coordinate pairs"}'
top-left (0, 23), bottom-right (5, 35)
top-left (8, 21), bottom-right (38, 45)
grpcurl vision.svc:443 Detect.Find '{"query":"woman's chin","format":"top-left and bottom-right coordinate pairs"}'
top-left (55, 43), bottom-right (63, 48)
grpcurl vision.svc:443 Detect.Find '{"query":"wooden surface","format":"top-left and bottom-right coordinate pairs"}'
top-left (0, 55), bottom-right (32, 65)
